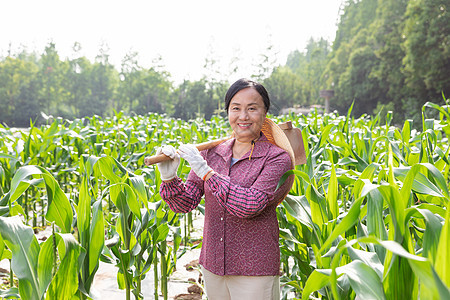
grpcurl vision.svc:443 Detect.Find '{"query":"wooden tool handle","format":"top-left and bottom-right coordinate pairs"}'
top-left (144, 137), bottom-right (230, 166)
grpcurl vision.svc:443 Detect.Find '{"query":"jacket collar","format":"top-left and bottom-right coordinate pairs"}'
top-left (215, 132), bottom-right (272, 162)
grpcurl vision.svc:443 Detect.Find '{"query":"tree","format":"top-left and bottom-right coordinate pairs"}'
top-left (402, 0), bottom-right (450, 118)
top-left (323, 0), bottom-right (380, 115)
top-left (84, 43), bottom-right (118, 117)
top-left (370, 0), bottom-right (409, 122)
top-left (136, 67), bottom-right (173, 115)
top-left (38, 42), bottom-right (70, 117)
top-left (337, 40), bottom-right (383, 116)
top-left (118, 50), bottom-right (143, 113)
top-left (333, 0), bottom-right (378, 51)
top-left (117, 52), bottom-right (173, 116)
top-left (66, 43), bottom-right (94, 118)
top-left (173, 80), bottom-right (209, 120)
top-left (0, 54), bottom-right (41, 127)
top-left (263, 67), bottom-right (304, 114)
top-left (286, 38), bottom-right (332, 106)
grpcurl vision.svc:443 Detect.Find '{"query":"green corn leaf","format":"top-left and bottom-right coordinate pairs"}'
top-left (327, 163), bottom-right (338, 220)
top-left (354, 178), bottom-right (379, 199)
top-left (0, 233), bottom-right (12, 260)
top-left (405, 207), bottom-right (443, 261)
top-left (97, 156), bottom-right (123, 184)
top-left (401, 120), bottom-right (411, 145)
top-left (396, 164), bottom-right (449, 199)
top-left (77, 199), bottom-right (105, 295)
top-left (351, 149), bottom-right (369, 172)
top-left (366, 190), bottom-right (388, 260)
top-left (304, 260), bottom-right (386, 300)
top-left (387, 144), bottom-right (398, 187)
top-left (37, 235), bottom-right (56, 296)
top-left (45, 233), bottom-right (81, 299)
top-left (414, 203), bottom-right (447, 218)
top-left (346, 247), bottom-right (384, 279)
top-left (378, 185), bottom-right (406, 242)
top-left (41, 171), bottom-right (73, 233)
top-left (435, 205), bottom-right (449, 287)
top-left (276, 169), bottom-right (310, 191)
top-left (8, 165), bottom-right (73, 233)
top-left (0, 153), bottom-right (18, 160)
top-left (114, 189), bottom-right (137, 251)
top-left (423, 102), bottom-right (450, 119)
top-left (352, 133), bottom-right (366, 161)
top-left (89, 200), bottom-right (104, 274)
top-left (128, 175), bottom-right (149, 209)
top-left (0, 216), bottom-right (41, 300)
top-left (8, 166), bottom-right (39, 203)
top-left (319, 124), bottom-right (335, 148)
top-left (0, 165), bottom-right (5, 186)
top-left (0, 287), bottom-right (20, 299)
top-left (358, 237), bottom-right (449, 299)
top-left (282, 195), bottom-right (313, 229)
top-left (435, 146), bottom-right (450, 165)
top-left (80, 155), bottom-right (101, 176)
top-left (306, 184), bottom-right (327, 227)
top-left (344, 100), bottom-right (355, 138)
top-left (419, 163), bottom-right (449, 198)
top-left (77, 176), bottom-right (91, 247)
top-left (301, 269), bottom-right (330, 300)
top-left (109, 183), bottom-right (141, 220)
top-left (320, 196), bottom-right (364, 253)
top-left (336, 260), bottom-right (386, 300)
top-left (152, 223), bottom-right (170, 245)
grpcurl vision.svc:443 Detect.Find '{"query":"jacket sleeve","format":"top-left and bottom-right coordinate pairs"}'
top-left (159, 174), bottom-right (204, 213)
top-left (206, 150), bottom-right (293, 218)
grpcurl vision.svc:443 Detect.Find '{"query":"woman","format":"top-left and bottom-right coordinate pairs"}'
top-left (156, 78), bottom-right (294, 300)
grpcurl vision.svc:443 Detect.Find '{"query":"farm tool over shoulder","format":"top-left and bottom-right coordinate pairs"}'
top-left (144, 119), bottom-right (306, 167)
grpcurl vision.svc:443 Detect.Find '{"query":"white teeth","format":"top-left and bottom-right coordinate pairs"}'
top-left (239, 124), bottom-right (251, 127)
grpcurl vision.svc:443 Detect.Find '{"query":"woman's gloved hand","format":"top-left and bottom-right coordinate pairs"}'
top-left (178, 144), bottom-right (213, 180)
top-left (156, 145), bottom-right (180, 181)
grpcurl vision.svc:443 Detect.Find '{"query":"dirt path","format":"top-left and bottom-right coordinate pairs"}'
top-left (92, 212), bottom-right (205, 299)
top-left (92, 247), bottom-right (203, 299)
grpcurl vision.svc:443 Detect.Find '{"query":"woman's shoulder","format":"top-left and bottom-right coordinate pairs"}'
top-left (201, 138), bottom-right (233, 159)
top-left (266, 143), bottom-right (292, 162)
top-left (259, 132), bottom-right (294, 167)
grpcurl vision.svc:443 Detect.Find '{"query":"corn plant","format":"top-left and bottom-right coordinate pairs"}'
top-left (0, 165), bottom-right (79, 299)
top-left (0, 216), bottom-right (82, 300)
top-left (75, 156), bottom-right (105, 299)
top-left (276, 102), bottom-right (449, 299)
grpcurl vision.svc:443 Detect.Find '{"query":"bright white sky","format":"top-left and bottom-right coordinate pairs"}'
top-left (1, 0), bottom-right (342, 84)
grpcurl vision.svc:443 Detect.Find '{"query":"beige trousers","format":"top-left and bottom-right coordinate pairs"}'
top-left (201, 266), bottom-right (280, 300)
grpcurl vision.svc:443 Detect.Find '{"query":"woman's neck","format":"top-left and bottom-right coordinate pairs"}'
top-left (232, 135), bottom-right (259, 159)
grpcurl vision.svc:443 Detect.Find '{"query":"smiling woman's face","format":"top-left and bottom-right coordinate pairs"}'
top-left (228, 87), bottom-right (267, 143)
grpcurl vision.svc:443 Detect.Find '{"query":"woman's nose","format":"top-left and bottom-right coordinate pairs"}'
top-left (239, 110), bottom-right (249, 120)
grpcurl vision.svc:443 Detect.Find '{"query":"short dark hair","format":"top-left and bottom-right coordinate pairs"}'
top-left (224, 78), bottom-right (270, 113)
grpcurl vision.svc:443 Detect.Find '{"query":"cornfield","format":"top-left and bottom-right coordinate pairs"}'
top-left (0, 101), bottom-right (448, 300)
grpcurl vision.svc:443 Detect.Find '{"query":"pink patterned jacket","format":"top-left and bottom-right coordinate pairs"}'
top-left (160, 133), bottom-right (294, 276)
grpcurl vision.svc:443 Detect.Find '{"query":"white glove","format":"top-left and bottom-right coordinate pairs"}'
top-left (156, 145), bottom-right (180, 181)
top-left (178, 144), bottom-right (213, 180)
